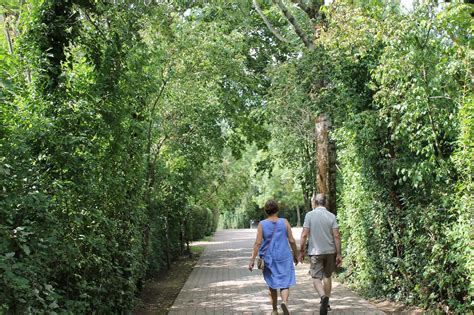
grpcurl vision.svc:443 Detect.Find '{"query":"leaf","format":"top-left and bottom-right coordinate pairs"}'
top-left (20, 244), bottom-right (30, 256)
top-left (5, 252), bottom-right (15, 258)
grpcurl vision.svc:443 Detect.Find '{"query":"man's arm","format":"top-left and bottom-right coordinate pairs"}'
top-left (298, 227), bottom-right (309, 262)
top-left (332, 228), bottom-right (342, 267)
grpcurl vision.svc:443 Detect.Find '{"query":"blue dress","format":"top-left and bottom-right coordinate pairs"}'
top-left (258, 218), bottom-right (296, 289)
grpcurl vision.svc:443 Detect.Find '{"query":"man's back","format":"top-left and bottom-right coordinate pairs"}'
top-left (303, 207), bottom-right (338, 255)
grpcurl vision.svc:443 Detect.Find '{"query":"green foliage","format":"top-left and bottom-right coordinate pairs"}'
top-left (213, 144), bottom-right (305, 229)
top-left (263, 1), bottom-right (472, 312)
top-left (323, 2), bottom-right (472, 312)
top-left (1, 0), bottom-right (472, 313)
top-left (188, 207), bottom-right (214, 241)
top-left (1, 1), bottom-right (274, 312)
top-left (2, 1), bottom-right (153, 312)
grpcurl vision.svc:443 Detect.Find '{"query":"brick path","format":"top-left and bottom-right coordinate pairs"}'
top-left (169, 229), bottom-right (385, 315)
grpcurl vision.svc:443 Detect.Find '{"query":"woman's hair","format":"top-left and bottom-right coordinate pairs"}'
top-left (264, 200), bottom-right (279, 215)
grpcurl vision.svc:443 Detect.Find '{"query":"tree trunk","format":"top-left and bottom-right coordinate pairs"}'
top-left (165, 216), bottom-right (171, 269)
top-left (302, 185), bottom-right (312, 211)
top-left (316, 113), bottom-right (336, 214)
top-left (296, 205), bottom-right (302, 227)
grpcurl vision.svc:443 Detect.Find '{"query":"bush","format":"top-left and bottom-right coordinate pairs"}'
top-left (189, 207), bottom-right (215, 241)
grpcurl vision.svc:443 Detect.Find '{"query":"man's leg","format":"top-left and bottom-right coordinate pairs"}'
top-left (313, 278), bottom-right (330, 314)
top-left (321, 254), bottom-right (336, 312)
top-left (311, 255), bottom-right (333, 315)
top-left (322, 254), bottom-right (336, 298)
top-left (323, 276), bottom-right (332, 297)
top-left (311, 255), bottom-right (328, 298)
top-left (312, 278), bottom-right (326, 297)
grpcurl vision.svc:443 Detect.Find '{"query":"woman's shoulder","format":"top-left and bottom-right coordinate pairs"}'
top-left (280, 218), bottom-right (291, 227)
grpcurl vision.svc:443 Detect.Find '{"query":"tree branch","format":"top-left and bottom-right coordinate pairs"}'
top-left (146, 77), bottom-right (169, 159)
top-left (253, 0), bottom-right (289, 43)
top-left (151, 135), bottom-right (168, 167)
top-left (83, 10), bottom-right (110, 43)
top-left (292, 0), bottom-right (314, 19)
top-left (274, 0), bottom-right (315, 49)
top-left (2, 13), bottom-right (14, 54)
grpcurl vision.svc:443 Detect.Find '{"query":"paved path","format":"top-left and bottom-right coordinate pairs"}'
top-left (169, 229), bottom-right (385, 315)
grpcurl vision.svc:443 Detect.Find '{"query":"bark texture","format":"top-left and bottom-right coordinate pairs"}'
top-left (316, 113), bottom-right (336, 214)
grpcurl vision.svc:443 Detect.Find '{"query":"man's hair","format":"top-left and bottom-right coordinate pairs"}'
top-left (312, 193), bottom-right (326, 206)
top-left (264, 200), bottom-right (279, 215)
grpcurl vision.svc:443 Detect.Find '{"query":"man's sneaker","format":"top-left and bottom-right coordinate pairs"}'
top-left (281, 302), bottom-right (289, 315)
top-left (320, 295), bottom-right (329, 315)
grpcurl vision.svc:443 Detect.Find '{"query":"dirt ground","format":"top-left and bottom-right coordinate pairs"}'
top-left (371, 299), bottom-right (425, 314)
top-left (133, 250), bottom-right (202, 315)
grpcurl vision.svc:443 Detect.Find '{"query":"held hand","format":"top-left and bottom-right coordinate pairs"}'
top-left (336, 254), bottom-right (343, 268)
top-left (293, 255), bottom-right (298, 265)
top-left (248, 259), bottom-right (255, 271)
top-left (298, 251), bottom-right (305, 263)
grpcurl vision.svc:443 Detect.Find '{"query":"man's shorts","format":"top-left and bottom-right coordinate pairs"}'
top-left (309, 254), bottom-right (336, 279)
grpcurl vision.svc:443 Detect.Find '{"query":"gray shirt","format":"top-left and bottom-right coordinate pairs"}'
top-left (303, 207), bottom-right (339, 255)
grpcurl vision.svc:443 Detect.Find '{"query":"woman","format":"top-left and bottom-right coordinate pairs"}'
top-left (248, 200), bottom-right (298, 315)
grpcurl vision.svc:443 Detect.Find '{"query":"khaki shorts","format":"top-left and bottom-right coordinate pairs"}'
top-left (309, 254), bottom-right (336, 279)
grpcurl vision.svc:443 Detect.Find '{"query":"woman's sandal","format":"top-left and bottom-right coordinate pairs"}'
top-left (281, 302), bottom-right (289, 315)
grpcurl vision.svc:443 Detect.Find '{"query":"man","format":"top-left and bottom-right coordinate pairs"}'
top-left (298, 193), bottom-right (342, 315)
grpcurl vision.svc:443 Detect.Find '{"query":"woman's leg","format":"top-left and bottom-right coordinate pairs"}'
top-left (280, 288), bottom-right (289, 304)
top-left (269, 288), bottom-right (278, 310)
top-left (280, 288), bottom-right (290, 315)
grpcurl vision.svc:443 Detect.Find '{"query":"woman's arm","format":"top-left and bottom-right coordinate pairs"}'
top-left (248, 223), bottom-right (263, 271)
top-left (285, 220), bottom-right (298, 264)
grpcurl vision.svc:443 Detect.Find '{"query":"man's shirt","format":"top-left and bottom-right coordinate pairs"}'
top-left (303, 206), bottom-right (339, 255)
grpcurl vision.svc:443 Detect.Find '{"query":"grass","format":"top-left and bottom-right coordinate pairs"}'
top-left (191, 245), bottom-right (206, 253)
top-left (200, 235), bottom-right (213, 242)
